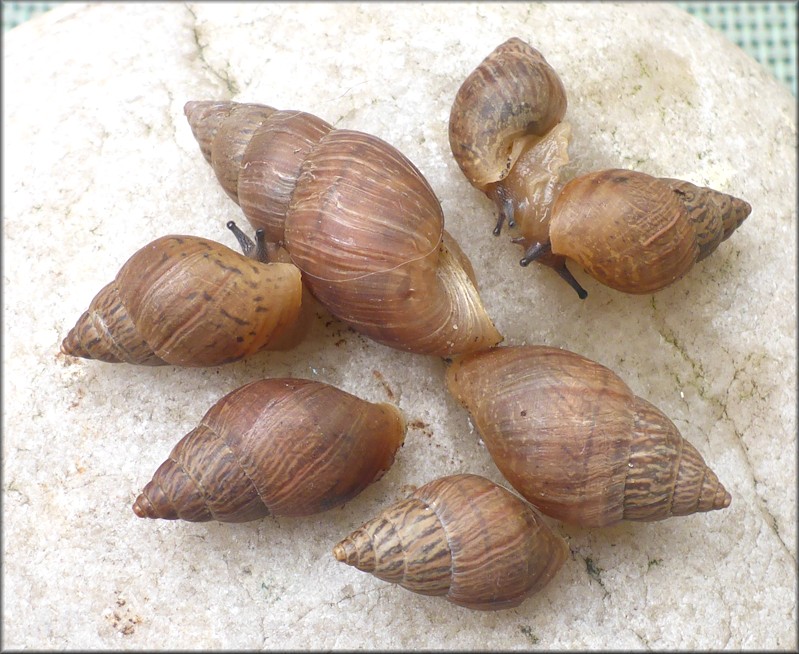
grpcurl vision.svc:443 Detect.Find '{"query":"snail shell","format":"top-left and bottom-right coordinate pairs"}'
top-left (133, 378), bottom-right (406, 522)
top-left (445, 346), bottom-right (731, 527)
top-left (541, 169), bottom-right (752, 294)
top-left (448, 38), bottom-right (751, 297)
top-left (184, 100), bottom-right (502, 356)
top-left (333, 473), bottom-right (567, 610)
top-left (61, 228), bottom-right (303, 366)
top-left (448, 37), bottom-right (567, 191)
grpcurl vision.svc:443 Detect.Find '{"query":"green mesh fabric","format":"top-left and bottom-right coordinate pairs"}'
top-left (675, 1), bottom-right (796, 96)
top-left (3, 2), bottom-right (63, 30)
top-left (2, 2), bottom-right (796, 96)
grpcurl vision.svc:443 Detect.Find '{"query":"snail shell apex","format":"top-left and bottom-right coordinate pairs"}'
top-left (445, 346), bottom-right (731, 527)
top-left (133, 378), bottom-right (406, 522)
top-left (334, 473), bottom-right (567, 610)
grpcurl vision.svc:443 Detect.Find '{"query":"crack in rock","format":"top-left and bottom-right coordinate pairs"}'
top-left (723, 410), bottom-right (794, 563)
top-left (652, 309), bottom-right (794, 564)
top-left (184, 3), bottom-right (239, 96)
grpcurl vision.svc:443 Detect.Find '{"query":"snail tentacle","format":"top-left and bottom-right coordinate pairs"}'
top-left (227, 220), bottom-right (254, 256)
top-left (519, 241), bottom-right (550, 267)
top-left (554, 261), bottom-right (588, 299)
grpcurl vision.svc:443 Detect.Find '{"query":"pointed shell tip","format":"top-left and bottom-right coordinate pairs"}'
top-left (332, 542), bottom-right (347, 563)
top-left (132, 497), bottom-right (147, 518)
top-left (60, 330), bottom-right (84, 358)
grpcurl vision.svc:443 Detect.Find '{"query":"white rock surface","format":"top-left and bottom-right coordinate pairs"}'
top-left (3, 2), bottom-right (795, 649)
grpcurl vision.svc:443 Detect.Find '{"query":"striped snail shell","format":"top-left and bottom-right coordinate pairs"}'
top-left (333, 473), bottom-right (567, 611)
top-left (133, 378), bottom-right (406, 522)
top-left (60, 224), bottom-right (303, 366)
top-left (448, 38), bottom-right (751, 297)
top-left (445, 346), bottom-right (732, 527)
top-left (184, 100), bottom-right (502, 356)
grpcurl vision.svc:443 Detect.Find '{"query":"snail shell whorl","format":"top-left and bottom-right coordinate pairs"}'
top-left (61, 280), bottom-right (164, 365)
top-left (549, 170), bottom-right (752, 294)
top-left (184, 101), bottom-right (334, 244)
top-left (283, 128), bottom-right (502, 355)
top-left (662, 178), bottom-right (752, 261)
top-left (333, 474), bottom-right (568, 610)
top-left (133, 378), bottom-right (406, 522)
top-left (449, 37), bottom-right (567, 190)
top-left (61, 235), bottom-right (303, 366)
top-left (445, 346), bottom-right (731, 527)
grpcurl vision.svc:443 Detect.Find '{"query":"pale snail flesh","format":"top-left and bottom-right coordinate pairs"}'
top-left (133, 378), bottom-right (406, 522)
top-left (61, 224), bottom-right (303, 366)
top-left (184, 100), bottom-right (502, 356)
top-left (445, 345), bottom-right (731, 527)
top-left (333, 473), bottom-right (568, 611)
top-left (448, 37), bottom-right (751, 297)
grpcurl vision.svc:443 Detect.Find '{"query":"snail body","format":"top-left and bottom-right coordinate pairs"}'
top-left (61, 226), bottom-right (303, 366)
top-left (448, 38), bottom-right (751, 297)
top-left (133, 378), bottom-right (406, 522)
top-left (333, 473), bottom-right (567, 611)
top-left (184, 100), bottom-right (502, 356)
top-left (445, 346), bottom-right (731, 527)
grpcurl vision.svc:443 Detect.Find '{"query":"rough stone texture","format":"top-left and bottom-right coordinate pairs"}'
top-left (3, 2), bottom-right (795, 650)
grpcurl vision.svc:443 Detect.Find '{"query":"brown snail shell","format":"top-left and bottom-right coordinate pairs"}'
top-left (133, 378), bottom-right (406, 522)
top-left (445, 346), bottom-right (731, 527)
top-left (448, 38), bottom-right (751, 298)
top-left (184, 100), bottom-right (502, 356)
top-left (60, 226), bottom-right (303, 366)
top-left (448, 37), bottom-right (567, 192)
top-left (543, 169), bottom-right (752, 294)
top-left (333, 473), bottom-right (567, 611)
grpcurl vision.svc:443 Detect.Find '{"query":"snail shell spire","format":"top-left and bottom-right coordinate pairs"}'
top-left (625, 397), bottom-right (731, 520)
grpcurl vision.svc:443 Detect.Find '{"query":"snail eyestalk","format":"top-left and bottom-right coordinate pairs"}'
top-left (520, 242), bottom-right (550, 267)
top-left (554, 261), bottom-right (588, 299)
top-left (227, 221), bottom-right (270, 263)
top-left (253, 228), bottom-right (269, 263)
top-left (491, 185), bottom-right (516, 236)
top-left (520, 241), bottom-right (587, 299)
top-left (227, 220), bottom-right (255, 257)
